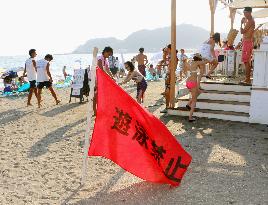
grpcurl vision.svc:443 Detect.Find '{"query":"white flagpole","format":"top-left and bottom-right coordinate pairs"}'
top-left (81, 47), bottom-right (98, 185)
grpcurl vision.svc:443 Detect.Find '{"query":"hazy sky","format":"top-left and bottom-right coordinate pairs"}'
top-left (0, 0), bottom-right (265, 56)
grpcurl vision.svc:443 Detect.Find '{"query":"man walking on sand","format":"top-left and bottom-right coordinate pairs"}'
top-left (240, 7), bottom-right (255, 85)
top-left (36, 54), bottom-right (60, 108)
top-left (23, 49), bottom-right (38, 106)
top-left (135, 48), bottom-right (148, 77)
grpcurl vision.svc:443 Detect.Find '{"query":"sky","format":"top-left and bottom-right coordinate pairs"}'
top-left (0, 0), bottom-right (266, 56)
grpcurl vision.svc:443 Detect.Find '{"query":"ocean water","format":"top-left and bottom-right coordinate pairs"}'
top-left (0, 53), bottom-right (158, 80)
top-left (0, 52), bottom-right (192, 88)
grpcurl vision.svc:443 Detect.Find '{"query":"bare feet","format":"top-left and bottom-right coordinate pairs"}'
top-left (56, 100), bottom-right (61, 105)
top-left (189, 117), bottom-right (196, 122)
top-left (27, 103), bottom-right (33, 106)
top-left (240, 80), bottom-right (251, 85)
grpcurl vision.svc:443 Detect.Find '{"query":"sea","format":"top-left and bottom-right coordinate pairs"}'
top-left (0, 52), bottom-right (192, 89)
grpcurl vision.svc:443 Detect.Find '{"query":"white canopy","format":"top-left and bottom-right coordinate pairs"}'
top-left (260, 21), bottom-right (268, 27)
top-left (229, 0), bottom-right (268, 9)
top-left (253, 8), bottom-right (268, 18)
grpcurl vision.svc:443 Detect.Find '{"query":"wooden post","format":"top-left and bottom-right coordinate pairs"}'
top-left (229, 8), bottom-right (236, 30)
top-left (169, 0), bottom-right (176, 108)
top-left (211, 11), bottom-right (215, 35)
top-left (209, 0), bottom-right (215, 35)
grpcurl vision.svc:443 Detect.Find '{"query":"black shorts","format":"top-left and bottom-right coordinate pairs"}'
top-left (29, 80), bottom-right (36, 89)
top-left (110, 67), bottom-right (118, 75)
top-left (37, 81), bottom-right (52, 89)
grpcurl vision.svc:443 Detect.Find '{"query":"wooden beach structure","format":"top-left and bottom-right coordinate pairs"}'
top-left (168, 0), bottom-right (268, 125)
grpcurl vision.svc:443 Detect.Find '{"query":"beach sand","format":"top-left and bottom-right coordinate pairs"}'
top-left (0, 80), bottom-right (268, 205)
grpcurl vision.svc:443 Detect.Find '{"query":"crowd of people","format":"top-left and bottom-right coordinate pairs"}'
top-left (17, 7), bottom-right (256, 123)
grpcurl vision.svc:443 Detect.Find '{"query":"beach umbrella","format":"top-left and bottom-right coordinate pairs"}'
top-left (253, 8), bottom-right (268, 17)
top-left (229, 0), bottom-right (268, 8)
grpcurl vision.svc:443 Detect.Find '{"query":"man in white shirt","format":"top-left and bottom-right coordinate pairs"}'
top-left (23, 49), bottom-right (38, 106)
top-left (36, 54), bottom-right (60, 108)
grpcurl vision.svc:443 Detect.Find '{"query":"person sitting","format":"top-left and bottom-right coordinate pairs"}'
top-left (17, 77), bottom-right (26, 87)
top-left (148, 64), bottom-right (157, 81)
top-left (199, 32), bottom-right (222, 79)
top-left (3, 77), bottom-right (17, 93)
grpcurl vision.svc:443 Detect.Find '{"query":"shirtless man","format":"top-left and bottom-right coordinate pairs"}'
top-left (135, 48), bottom-right (148, 77)
top-left (240, 7), bottom-right (255, 84)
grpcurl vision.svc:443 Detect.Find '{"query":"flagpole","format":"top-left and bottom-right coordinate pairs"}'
top-left (169, 0), bottom-right (176, 108)
top-left (81, 47), bottom-right (98, 185)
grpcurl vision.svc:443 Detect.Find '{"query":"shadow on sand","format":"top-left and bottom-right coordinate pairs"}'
top-left (28, 118), bottom-right (86, 158)
top-left (41, 103), bottom-right (82, 117)
top-left (0, 109), bottom-right (31, 125)
top-left (63, 113), bottom-right (268, 204)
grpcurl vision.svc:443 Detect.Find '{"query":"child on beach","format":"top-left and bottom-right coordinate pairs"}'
top-left (178, 49), bottom-right (188, 81)
top-left (148, 64), bottom-right (157, 81)
top-left (119, 61), bottom-right (147, 104)
top-left (36, 54), bottom-right (60, 108)
top-left (185, 53), bottom-right (208, 122)
top-left (3, 76), bottom-right (17, 93)
top-left (23, 49), bottom-right (38, 106)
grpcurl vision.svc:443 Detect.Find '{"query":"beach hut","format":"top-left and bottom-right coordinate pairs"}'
top-left (169, 0), bottom-right (219, 107)
top-left (167, 0), bottom-right (268, 125)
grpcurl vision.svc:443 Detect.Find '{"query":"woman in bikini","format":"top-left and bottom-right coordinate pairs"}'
top-left (185, 53), bottom-right (208, 122)
top-left (119, 61), bottom-right (147, 104)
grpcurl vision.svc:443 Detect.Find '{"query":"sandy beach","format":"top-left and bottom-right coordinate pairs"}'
top-left (0, 80), bottom-right (268, 205)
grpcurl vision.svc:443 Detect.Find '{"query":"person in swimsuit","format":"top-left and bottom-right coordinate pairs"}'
top-left (119, 61), bottom-right (147, 104)
top-left (199, 33), bottom-right (221, 79)
top-left (161, 44), bottom-right (179, 113)
top-left (185, 53), bottom-right (208, 122)
top-left (240, 7), bottom-right (255, 85)
top-left (135, 48), bottom-right (148, 77)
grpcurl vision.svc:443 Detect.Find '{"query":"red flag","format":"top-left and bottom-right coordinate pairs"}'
top-left (88, 68), bottom-right (192, 186)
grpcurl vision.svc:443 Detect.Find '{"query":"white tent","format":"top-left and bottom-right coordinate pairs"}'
top-left (253, 8), bottom-right (268, 18)
top-left (229, 0), bottom-right (268, 9)
top-left (260, 21), bottom-right (268, 27)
